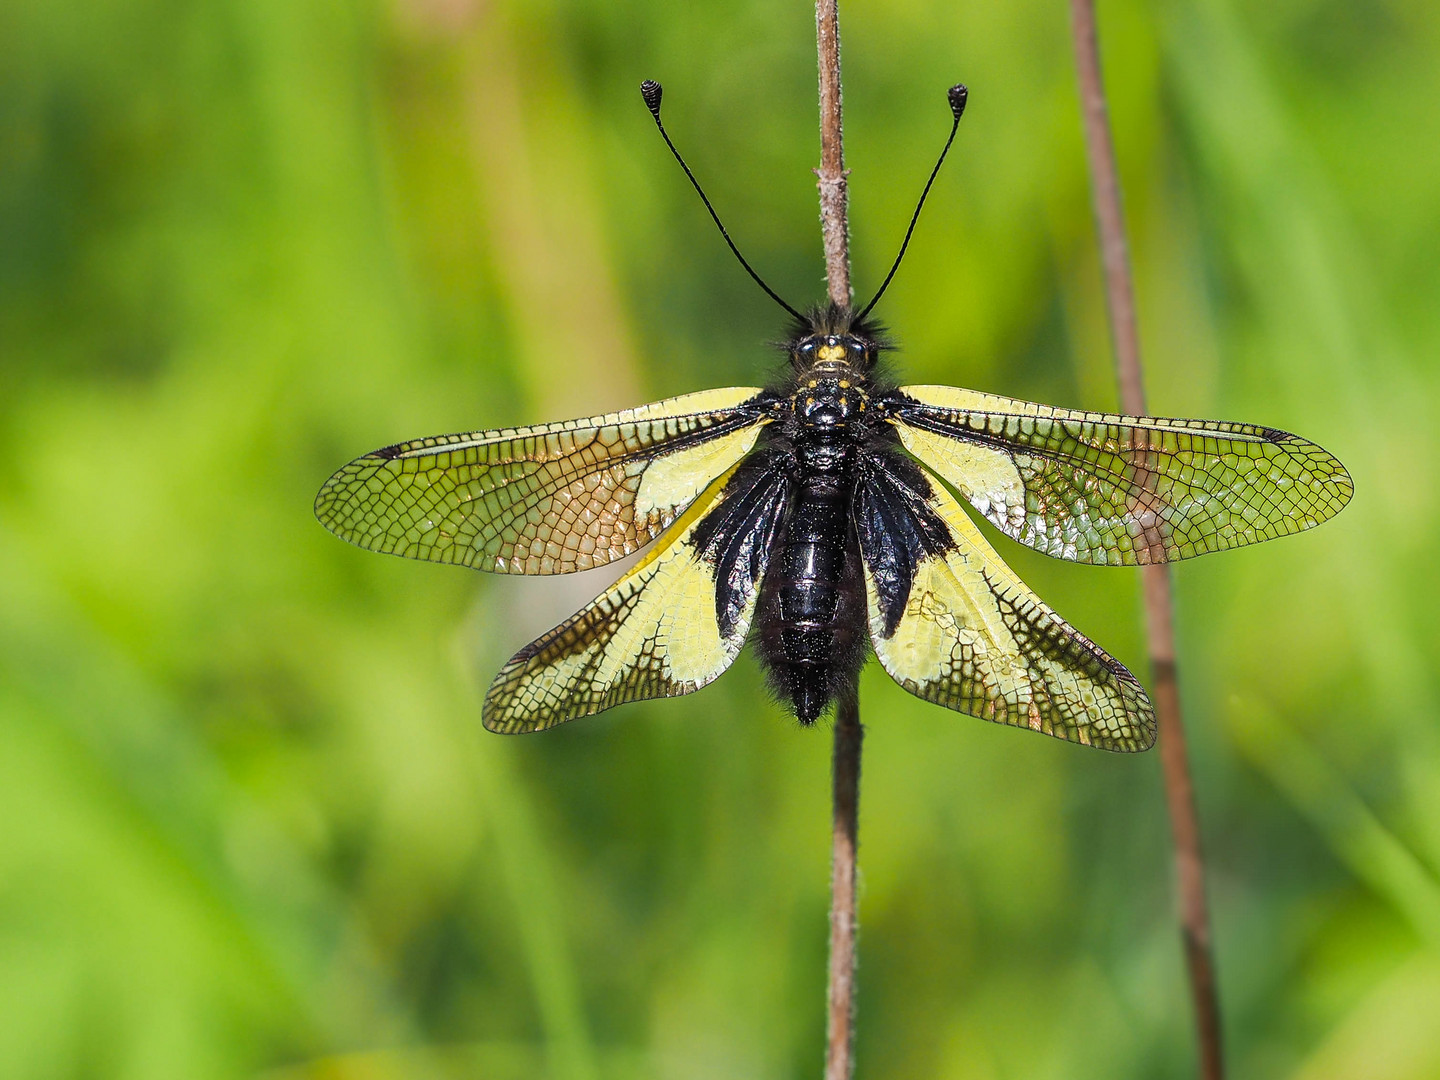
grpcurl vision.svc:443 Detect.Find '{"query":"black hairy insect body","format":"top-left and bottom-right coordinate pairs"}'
top-left (693, 305), bottom-right (951, 724)
top-left (752, 426), bottom-right (867, 725)
top-left (757, 311), bottom-right (879, 722)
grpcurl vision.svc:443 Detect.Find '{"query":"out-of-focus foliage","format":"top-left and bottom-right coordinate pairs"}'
top-left (2, 0), bottom-right (1437, 1076)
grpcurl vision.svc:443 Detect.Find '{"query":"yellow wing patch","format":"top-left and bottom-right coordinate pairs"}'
top-left (316, 387), bottom-right (767, 575)
top-left (863, 479), bottom-right (1155, 752)
top-left (483, 465), bottom-right (756, 732)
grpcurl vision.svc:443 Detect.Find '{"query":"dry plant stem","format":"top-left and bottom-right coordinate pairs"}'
top-left (815, 0), bottom-right (851, 305)
top-left (815, 2), bottom-right (861, 1078)
top-left (826, 692), bottom-right (862, 1080)
top-left (1068, 1), bottom-right (1224, 1077)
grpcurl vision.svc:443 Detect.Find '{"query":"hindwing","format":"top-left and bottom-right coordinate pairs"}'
top-left (889, 386), bottom-right (1352, 566)
top-left (855, 453), bottom-right (1155, 752)
top-left (316, 387), bottom-right (770, 574)
top-left (482, 455), bottom-right (790, 733)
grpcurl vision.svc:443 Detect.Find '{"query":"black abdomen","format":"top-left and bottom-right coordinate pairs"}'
top-left (756, 446), bottom-right (866, 724)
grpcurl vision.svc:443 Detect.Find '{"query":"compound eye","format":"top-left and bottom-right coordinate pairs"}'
top-left (799, 340), bottom-right (817, 356)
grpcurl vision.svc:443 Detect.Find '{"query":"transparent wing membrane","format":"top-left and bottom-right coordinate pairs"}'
top-left (316, 388), bottom-right (768, 575)
top-left (892, 385), bottom-right (1352, 566)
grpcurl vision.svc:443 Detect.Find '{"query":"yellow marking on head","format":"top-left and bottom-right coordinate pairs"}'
top-left (817, 343), bottom-right (844, 363)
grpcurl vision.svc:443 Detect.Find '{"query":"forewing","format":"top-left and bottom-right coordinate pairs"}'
top-left (482, 454), bottom-right (790, 732)
top-left (316, 387), bottom-right (769, 574)
top-left (856, 454), bottom-right (1155, 752)
top-left (890, 386), bottom-right (1352, 565)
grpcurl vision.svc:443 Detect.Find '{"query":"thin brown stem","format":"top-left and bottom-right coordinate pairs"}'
top-left (815, 3), bottom-right (860, 1078)
top-left (1067, 1), bottom-right (1224, 1077)
top-left (815, 0), bottom-right (851, 306)
top-left (826, 692), bottom-right (862, 1079)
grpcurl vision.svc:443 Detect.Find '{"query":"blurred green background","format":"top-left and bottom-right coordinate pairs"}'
top-left (2, 0), bottom-right (1437, 1077)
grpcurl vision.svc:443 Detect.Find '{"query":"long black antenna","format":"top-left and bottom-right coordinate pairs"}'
top-left (855, 84), bottom-right (968, 321)
top-left (640, 80), bottom-right (804, 322)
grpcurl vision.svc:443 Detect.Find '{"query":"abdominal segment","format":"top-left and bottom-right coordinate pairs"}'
top-left (754, 473), bottom-right (868, 723)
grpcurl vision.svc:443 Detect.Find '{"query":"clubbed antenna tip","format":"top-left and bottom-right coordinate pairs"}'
top-left (640, 79), bottom-right (663, 117)
top-left (948, 84), bottom-right (968, 120)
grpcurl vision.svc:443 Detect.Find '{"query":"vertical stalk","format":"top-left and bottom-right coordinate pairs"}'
top-left (1067, 2), bottom-right (1224, 1077)
top-left (825, 691), bottom-right (862, 1079)
top-left (816, 0), bottom-right (851, 306)
top-left (815, 4), bottom-right (860, 1078)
